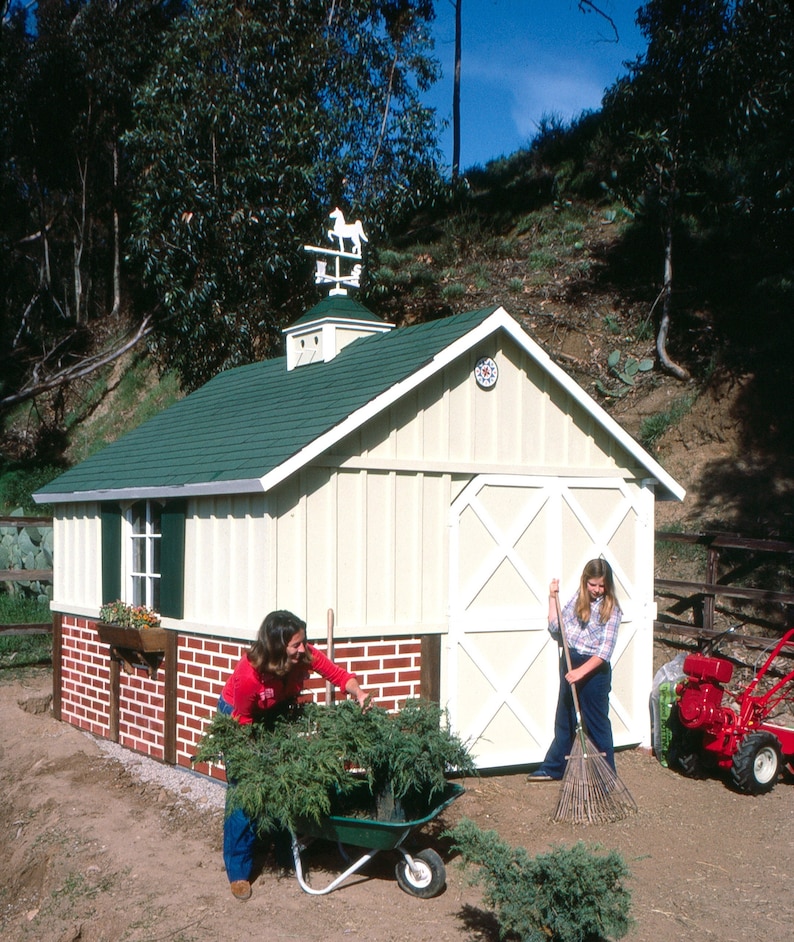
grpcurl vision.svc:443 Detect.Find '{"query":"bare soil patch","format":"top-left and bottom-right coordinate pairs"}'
top-left (3, 668), bottom-right (793, 942)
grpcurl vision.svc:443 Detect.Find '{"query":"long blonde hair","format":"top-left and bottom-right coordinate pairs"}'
top-left (575, 559), bottom-right (618, 623)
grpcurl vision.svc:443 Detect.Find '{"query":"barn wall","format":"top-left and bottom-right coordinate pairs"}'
top-left (51, 503), bottom-right (102, 616)
top-left (270, 468), bottom-right (453, 637)
top-left (181, 493), bottom-right (269, 635)
top-left (330, 337), bottom-right (643, 477)
top-left (56, 614), bottom-right (426, 770)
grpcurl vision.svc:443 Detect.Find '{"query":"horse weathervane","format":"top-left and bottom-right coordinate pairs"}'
top-left (304, 208), bottom-right (368, 296)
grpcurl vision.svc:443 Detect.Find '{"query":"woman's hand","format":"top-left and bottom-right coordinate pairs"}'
top-left (346, 678), bottom-right (371, 710)
top-left (548, 578), bottom-right (561, 625)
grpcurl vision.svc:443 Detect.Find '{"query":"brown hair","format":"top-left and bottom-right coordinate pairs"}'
top-left (575, 558), bottom-right (618, 623)
top-left (248, 610), bottom-right (312, 676)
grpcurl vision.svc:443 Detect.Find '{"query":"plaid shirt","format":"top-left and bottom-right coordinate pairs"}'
top-left (549, 595), bottom-right (622, 663)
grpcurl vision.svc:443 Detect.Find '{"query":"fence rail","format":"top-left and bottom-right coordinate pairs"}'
top-left (0, 515), bottom-right (54, 585)
top-left (3, 523), bottom-right (794, 644)
top-left (1, 515), bottom-right (53, 635)
top-left (654, 530), bottom-right (794, 640)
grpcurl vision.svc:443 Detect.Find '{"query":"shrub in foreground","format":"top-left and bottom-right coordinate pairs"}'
top-left (446, 818), bottom-right (633, 942)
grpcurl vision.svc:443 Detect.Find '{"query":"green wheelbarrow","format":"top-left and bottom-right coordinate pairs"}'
top-left (289, 782), bottom-right (464, 897)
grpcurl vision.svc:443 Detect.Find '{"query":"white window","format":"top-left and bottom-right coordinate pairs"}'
top-left (126, 500), bottom-right (161, 610)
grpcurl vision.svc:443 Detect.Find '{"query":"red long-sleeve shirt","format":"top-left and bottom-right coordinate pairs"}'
top-left (220, 644), bottom-right (356, 724)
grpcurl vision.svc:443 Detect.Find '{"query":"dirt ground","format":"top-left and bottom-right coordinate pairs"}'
top-left (3, 667), bottom-right (793, 942)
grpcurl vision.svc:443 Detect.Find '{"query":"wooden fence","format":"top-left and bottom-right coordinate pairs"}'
top-left (655, 530), bottom-right (794, 647)
top-left (0, 515), bottom-right (53, 634)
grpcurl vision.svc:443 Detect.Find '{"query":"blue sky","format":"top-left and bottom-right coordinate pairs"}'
top-left (425, 1), bottom-right (647, 171)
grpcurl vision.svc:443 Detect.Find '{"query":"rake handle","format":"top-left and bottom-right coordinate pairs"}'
top-left (553, 591), bottom-right (588, 748)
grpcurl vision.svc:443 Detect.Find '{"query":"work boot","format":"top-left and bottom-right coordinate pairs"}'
top-left (230, 879), bottom-right (252, 901)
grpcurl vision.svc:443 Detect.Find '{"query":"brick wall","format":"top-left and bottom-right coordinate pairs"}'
top-left (58, 616), bottom-right (425, 779)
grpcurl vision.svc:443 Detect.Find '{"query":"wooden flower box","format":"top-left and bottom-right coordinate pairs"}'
top-left (96, 622), bottom-right (171, 678)
top-left (96, 622), bottom-right (169, 652)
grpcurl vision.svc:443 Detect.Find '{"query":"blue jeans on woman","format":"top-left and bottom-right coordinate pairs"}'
top-left (537, 650), bottom-right (615, 779)
top-left (217, 696), bottom-right (257, 882)
top-left (217, 696), bottom-right (293, 881)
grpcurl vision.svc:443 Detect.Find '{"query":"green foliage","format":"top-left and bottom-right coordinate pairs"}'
top-left (0, 632), bottom-right (52, 669)
top-left (639, 392), bottom-right (697, 450)
top-left (0, 594), bottom-right (51, 625)
top-left (441, 283), bottom-right (467, 300)
top-left (194, 698), bottom-right (476, 833)
top-left (446, 819), bottom-right (633, 942)
top-left (98, 600), bottom-right (161, 629)
top-left (595, 351), bottom-right (654, 399)
top-left (0, 513), bottom-right (53, 604)
top-left (0, 465), bottom-right (61, 515)
top-left (0, 0), bottom-right (184, 419)
top-left (125, 0), bottom-right (442, 390)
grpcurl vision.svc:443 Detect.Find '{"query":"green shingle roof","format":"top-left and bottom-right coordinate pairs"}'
top-left (291, 295), bottom-right (388, 326)
top-left (36, 306), bottom-right (499, 499)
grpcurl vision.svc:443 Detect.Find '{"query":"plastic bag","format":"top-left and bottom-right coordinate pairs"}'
top-left (650, 652), bottom-right (687, 766)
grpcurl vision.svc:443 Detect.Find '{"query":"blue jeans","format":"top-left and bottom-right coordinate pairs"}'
top-left (217, 696), bottom-right (256, 882)
top-left (217, 696), bottom-right (293, 881)
top-left (538, 651), bottom-right (615, 779)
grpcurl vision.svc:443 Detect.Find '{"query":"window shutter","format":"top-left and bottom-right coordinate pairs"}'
top-left (160, 501), bottom-right (186, 619)
top-left (100, 504), bottom-right (122, 604)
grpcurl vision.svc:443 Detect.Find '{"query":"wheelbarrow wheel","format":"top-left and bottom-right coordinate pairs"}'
top-left (395, 848), bottom-right (446, 898)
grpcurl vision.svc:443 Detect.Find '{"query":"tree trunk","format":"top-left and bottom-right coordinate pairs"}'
top-left (452, 0), bottom-right (461, 180)
top-left (112, 139), bottom-right (121, 318)
top-left (656, 218), bottom-right (690, 380)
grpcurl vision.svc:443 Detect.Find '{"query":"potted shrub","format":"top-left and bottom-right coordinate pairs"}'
top-left (194, 698), bottom-right (476, 832)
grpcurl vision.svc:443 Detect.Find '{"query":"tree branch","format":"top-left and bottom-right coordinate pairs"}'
top-left (1, 315), bottom-right (155, 410)
top-left (578, 1), bottom-right (620, 43)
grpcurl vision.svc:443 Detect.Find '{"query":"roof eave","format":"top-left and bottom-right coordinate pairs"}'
top-left (33, 478), bottom-right (267, 504)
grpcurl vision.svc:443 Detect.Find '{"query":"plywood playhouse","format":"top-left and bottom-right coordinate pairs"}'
top-left (35, 238), bottom-right (684, 775)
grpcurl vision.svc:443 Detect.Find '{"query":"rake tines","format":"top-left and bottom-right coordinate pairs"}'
top-left (553, 730), bottom-right (637, 824)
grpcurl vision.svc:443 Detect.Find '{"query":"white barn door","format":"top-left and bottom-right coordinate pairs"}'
top-left (444, 474), bottom-right (653, 770)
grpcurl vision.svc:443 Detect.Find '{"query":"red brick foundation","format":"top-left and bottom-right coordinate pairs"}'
top-left (57, 615), bottom-right (425, 779)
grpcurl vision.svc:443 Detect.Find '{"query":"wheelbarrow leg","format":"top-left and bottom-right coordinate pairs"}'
top-left (290, 832), bottom-right (381, 896)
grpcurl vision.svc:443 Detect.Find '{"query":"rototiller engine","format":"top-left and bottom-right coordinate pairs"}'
top-left (669, 627), bottom-right (794, 793)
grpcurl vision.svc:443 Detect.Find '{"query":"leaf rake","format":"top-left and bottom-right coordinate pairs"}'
top-left (552, 593), bottom-right (637, 824)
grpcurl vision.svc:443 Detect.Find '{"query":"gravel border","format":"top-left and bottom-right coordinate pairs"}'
top-left (92, 734), bottom-right (227, 811)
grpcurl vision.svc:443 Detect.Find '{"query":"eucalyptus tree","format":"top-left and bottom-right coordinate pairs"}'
top-left (124, 0), bottom-right (441, 391)
top-left (0, 0), bottom-right (183, 416)
top-left (726, 0), bottom-right (794, 248)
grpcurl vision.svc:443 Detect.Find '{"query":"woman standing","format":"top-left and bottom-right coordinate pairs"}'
top-left (528, 559), bottom-right (622, 782)
top-left (217, 609), bottom-right (369, 900)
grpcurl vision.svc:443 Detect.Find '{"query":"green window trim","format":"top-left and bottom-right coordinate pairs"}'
top-left (101, 504), bottom-right (122, 604)
top-left (160, 501), bottom-right (185, 619)
top-left (100, 500), bottom-right (185, 618)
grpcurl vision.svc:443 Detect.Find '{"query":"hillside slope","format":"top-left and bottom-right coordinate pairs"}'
top-left (8, 199), bottom-right (791, 545)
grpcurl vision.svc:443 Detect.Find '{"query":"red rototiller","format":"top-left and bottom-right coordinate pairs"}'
top-left (668, 627), bottom-right (794, 793)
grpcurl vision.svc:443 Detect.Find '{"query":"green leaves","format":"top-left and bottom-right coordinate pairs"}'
top-left (124, 0), bottom-right (442, 390)
top-left (595, 351), bottom-right (654, 399)
top-left (193, 698), bottom-right (475, 832)
top-left (446, 820), bottom-right (633, 942)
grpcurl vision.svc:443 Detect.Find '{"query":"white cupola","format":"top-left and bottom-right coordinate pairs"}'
top-left (284, 296), bottom-right (393, 371)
